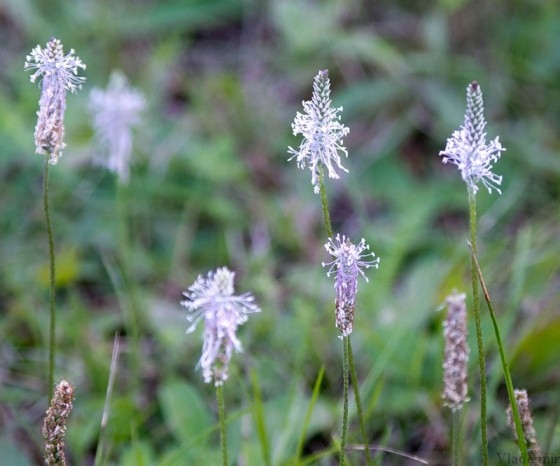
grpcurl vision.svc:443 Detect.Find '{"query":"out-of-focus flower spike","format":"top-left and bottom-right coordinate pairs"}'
top-left (89, 71), bottom-right (146, 184)
top-left (180, 267), bottom-right (260, 386)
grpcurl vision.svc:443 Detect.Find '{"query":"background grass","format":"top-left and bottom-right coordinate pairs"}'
top-left (1, 0), bottom-right (560, 464)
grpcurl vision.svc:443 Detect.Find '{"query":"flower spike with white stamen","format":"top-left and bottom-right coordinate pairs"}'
top-left (25, 38), bottom-right (86, 164)
top-left (288, 70), bottom-right (350, 194)
top-left (439, 81), bottom-right (505, 195)
top-left (322, 234), bottom-right (379, 337)
top-left (180, 267), bottom-right (260, 386)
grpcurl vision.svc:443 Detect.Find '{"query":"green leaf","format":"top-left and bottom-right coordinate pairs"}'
top-left (158, 379), bottom-right (213, 445)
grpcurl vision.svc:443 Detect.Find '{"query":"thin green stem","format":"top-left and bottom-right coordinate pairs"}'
top-left (216, 384), bottom-right (228, 466)
top-left (348, 341), bottom-right (372, 465)
top-left (469, 245), bottom-right (529, 466)
top-left (43, 157), bottom-right (56, 400)
top-left (318, 169), bottom-right (333, 239)
top-left (340, 336), bottom-right (349, 466)
top-left (468, 191), bottom-right (488, 466)
top-left (451, 409), bottom-right (460, 466)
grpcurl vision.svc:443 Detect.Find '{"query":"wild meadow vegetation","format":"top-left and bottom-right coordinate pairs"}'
top-left (1, 1), bottom-right (560, 465)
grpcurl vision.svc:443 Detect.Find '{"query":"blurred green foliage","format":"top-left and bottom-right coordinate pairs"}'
top-left (1, 0), bottom-right (560, 464)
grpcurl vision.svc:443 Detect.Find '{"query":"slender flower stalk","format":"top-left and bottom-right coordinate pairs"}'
top-left (322, 234), bottom-right (380, 337)
top-left (288, 70), bottom-right (349, 194)
top-left (89, 71), bottom-right (146, 184)
top-left (89, 71), bottom-right (146, 391)
top-left (181, 267), bottom-right (260, 466)
top-left (507, 389), bottom-right (542, 466)
top-left (439, 82), bottom-right (505, 465)
top-left (25, 38), bottom-right (85, 399)
top-left (43, 380), bottom-right (74, 466)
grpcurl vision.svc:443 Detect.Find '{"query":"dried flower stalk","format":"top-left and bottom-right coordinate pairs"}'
top-left (43, 379), bottom-right (74, 466)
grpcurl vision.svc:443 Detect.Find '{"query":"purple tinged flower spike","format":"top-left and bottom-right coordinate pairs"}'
top-left (507, 389), bottom-right (542, 464)
top-left (89, 71), bottom-right (146, 184)
top-left (442, 291), bottom-right (469, 412)
top-left (180, 267), bottom-right (260, 386)
top-left (24, 38), bottom-right (86, 164)
top-left (322, 234), bottom-right (379, 337)
top-left (288, 70), bottom-right (350, 194)
top-left (439, 82), bottom-right (505, 195)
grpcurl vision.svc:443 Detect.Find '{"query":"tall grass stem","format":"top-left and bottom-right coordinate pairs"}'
top-left (216, 384), bottom-right (228, 466)
top-left (250, 370), bottom-right (271, 466)
top-left (94, 333), bottom-right (121, 466)
top-left (468, 191), bottom-right (488, 465)
top-left (43, 156), bottom-right (56, 400)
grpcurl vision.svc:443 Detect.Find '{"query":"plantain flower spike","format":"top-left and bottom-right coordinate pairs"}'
top-left (439, 81), bottom-right (505, 195)
top-left (288, 70), bottom-right (350, 194)
top-left (322, 234), bottom-right (379, 337)
top-left (25, 37), bottom-right (86, 164)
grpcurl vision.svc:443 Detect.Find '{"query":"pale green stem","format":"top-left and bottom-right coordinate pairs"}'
top-left (216, 384), bottom-right (228, 466)
top-left (469, 245), bottom-right (529, 466)
top-left (43, 157), bottom-right (56, 400)
top-left (468, 190), bottom-right (488, 466)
